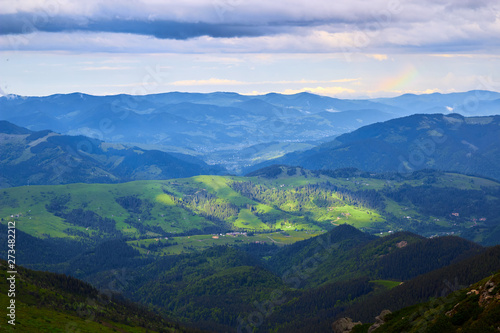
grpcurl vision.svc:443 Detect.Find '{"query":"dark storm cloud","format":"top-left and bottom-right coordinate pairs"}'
top-left (0, 12), bottom-right (290, 39)
top-left (0, 1), bottom-right (498, 54)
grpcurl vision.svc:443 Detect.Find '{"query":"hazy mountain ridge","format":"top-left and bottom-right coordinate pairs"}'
top-left (0, 120), bottom-right (223, 187)
top-left (248, 113), bottom-right (500, 181)
top-left (371, 90), bottom-right (500, 116)
top-left (2, 90), bottom-right (498, 172)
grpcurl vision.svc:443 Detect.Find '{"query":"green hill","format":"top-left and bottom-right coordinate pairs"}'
top-left (267, 226), bottom-right (482, 288)
top-left (256, 244), bottom-right (500, 333)
top-left (1, 168), bottom-right (499, 254)
top-left (0, 120), bottom-right (222, 188)
top-left (248, 114), bottom-right (500, 181)
top-left (52, 226), bottom-right (487, 333)
top-left (2, 223), bottom-right (497, 332)
top-left (365, 269), bottom-right (500, 333)
top-left (0, 259), bottom-right (198, 332)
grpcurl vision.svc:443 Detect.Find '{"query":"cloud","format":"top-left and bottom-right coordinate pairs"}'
top-left (367, 54), bottom-right (388, 61)
top-left (0, 0), bottom-right (498, 55)
top-left (82, 66), bottom-right (133, 71)
top-left (0, 13), bottom-right (281, 39)
top-left (171, 78), bottom-right (244, 86)
top-left (170, 78), bottom-right (360, 87)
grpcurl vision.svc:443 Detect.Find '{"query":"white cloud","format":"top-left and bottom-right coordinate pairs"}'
top-left (367, 54), bottom-right (388, 61)
top-left (1, 1), bottom-right (499, 97)
top-left (171, 78), bottom-right (244, 86)
top-left (81, 66), bottom-right (133, 71)
top-left (1, 0), bottom-right (498, 55)
top-left (170, 78), bottom-right (360, 87)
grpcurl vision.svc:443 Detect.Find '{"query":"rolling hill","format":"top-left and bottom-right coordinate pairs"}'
top-left (248, 114), bottom-right (500, 181)
top-left (6, 225), bottom-right (495, 333)
top-left (1, 167), bottom-right (499, 249)
top-left (0, 259), bottom-right (199, 332)
top-left (2, 90), bottom-right (497, 172)
top-left (370, 269), bottom-right (500, 333)
top-left (0, 120), bottom-right (223, 187)
top-left (2, 194), bottom-right (499, 332)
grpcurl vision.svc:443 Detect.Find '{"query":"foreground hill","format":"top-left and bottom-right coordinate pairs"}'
top-left (2, 216), bottom-right (498, 332)
top-left (0, 121), bottom-right (222, 187)
top-left (16, 226), bottom-right (495, 333)
top-left (258, 240), bottom-right (500, 333)
top-left (121, 227), bottom-right (484, 332)
top-left (365, 267), bottom-right (500, 333)
top-left (249, 113), bottom-right (500, 181)
top-left (0, 259), bottom-right (198, 332)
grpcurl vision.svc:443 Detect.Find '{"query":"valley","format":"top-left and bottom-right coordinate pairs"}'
top-left (1, 91), bottom-right (499, 332)
top-left (3, 167), bottom-right (499, 249)
top-left (2, 91), bottom-right (499, 174)
top-left (3, 0), bottom-right (500, 330)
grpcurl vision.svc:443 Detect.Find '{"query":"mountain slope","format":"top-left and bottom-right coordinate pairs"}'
top-left (51, 226), bottom-right (487, 333)
top-left (0, 121), bottom-right (223, 187)
top-left (249, 114), bottom-right (500, 180)
top-left (2, 91), bottom-right (498, 173)
top-left (368, 266), bottom-right (500, 333)
top-left (1, 168), bottom-right (499, 245)
top-left (340, 245), bottom-right (500, 324)
top-left (0, 92), bottom-right (397, 173)
top-left (258, 243), bottom-right (499, 333)
top-left (0, 259), bottom-right (198, 332)
top-left (371, 90), bottom-right (500, 116)
top-left (127, 246), bottom-right (285, 332)
top-left (265, 225), bottom-right (483, 288)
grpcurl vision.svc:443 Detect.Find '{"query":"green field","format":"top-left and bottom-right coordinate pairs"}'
top-left (127, 230), bottom-right (324, 255)
top-left (0, 175), bottom-right (390, 238)
top-left (370, 279), bottom-right (402, 289)
top-left (234, 209), bottom-right (268, 229)
top-left (1, 170), bottom-right (498, 248)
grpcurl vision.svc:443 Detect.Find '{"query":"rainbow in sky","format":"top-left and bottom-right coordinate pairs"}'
top-left (377, 65), bottom-right (419, 92)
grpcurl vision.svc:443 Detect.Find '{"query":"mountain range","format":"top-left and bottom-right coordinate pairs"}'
top-left (1, 89), bottom-right (499, 332)
top-left (2, 90), bottom-right (499, 172)
top-left (0, 120), bottom-right (222, 187)
top-left (3, 222), bottom-right (499, 332)
top-left (248, 113), bottom-right (500, 181)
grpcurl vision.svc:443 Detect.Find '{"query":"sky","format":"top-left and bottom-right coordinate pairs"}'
top-left (1, 0), bottom-right (500, 98)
